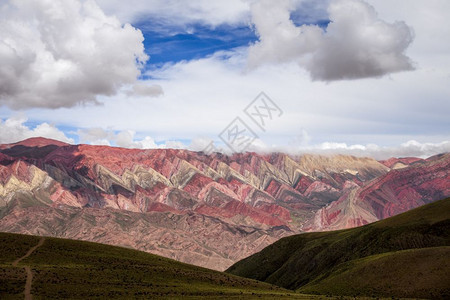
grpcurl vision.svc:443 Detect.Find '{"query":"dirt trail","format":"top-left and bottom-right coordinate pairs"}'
top-left (12, 237), bottom-right (45, 300)
top-left (24, 266), bottom-right (33, 300)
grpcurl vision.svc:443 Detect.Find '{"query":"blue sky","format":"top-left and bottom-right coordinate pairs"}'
top-left (134, 1), bottom-right (330, 67)
top-left (138, 22), bottom-right (258, 66)
top-left (0, 0), bottom-right (449, 159)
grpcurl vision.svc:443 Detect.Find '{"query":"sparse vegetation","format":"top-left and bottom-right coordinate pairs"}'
top-left (1, 200), bottom-right (448, 299)
top-left (227, 198), bottom-right (450, 299)
top-left (0, 232), bottom-right (311, 299)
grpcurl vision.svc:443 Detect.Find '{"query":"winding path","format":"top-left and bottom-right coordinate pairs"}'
top-left (12, 237), bottom-right (45, 300)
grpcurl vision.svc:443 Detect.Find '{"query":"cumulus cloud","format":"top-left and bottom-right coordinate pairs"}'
top-left (77, 127), bottom-right (184, 149)
top-left (248, 0), bottom-right (323, 67)
top-left (0, 0), bottom-right (447, 156)
top-left (0, 116), bottom-right (74, 144)
top-left (248, 0), bottom-right (414, 80)
top-left (0, 0), bottom-right (148, 109)
top-left (77, 127), bottom-right (112, 146)
top-left (309, 0), bottom-right (414, 80)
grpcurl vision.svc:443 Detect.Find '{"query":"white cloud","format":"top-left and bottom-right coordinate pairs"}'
top-left (0, 0), bottom-right (448, 156)
top-left (32, 42), bottom-right (448, 150)
top-left (96, 0), bottom-right (250, 27)
top-left (164, 140), bottom-right (186, 149)
top-left (124, 83), bottom-right (164, 98)
top-left (138, 136), bottom-right (159, 149)
top-left (4, 118), bottom-right (443, 159)
top-left (189, 137), bottom-right (214, 152)
top-left (77, 127), bottom-right (113, 145)
top-left (294, 140), bottom-right (450, 159)
top-left (77, 127), bottom-right (185, 149)
top-left (0, 0), bottom-right (148, 109)
top-left (248, 0), bottom-right (323, 68)
top-left (0, 116), bottom-right (73, 144)
top-left (248, 0), bottom-right (414, 80)
top-left (207, 137), bottom-right (450, 159)
top-left (309, 0), bottom-right (414, 80)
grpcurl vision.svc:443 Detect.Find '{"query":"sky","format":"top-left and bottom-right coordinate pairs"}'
top-left (0, 0), bottom-right (449, 159)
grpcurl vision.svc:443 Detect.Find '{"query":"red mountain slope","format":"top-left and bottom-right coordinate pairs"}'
top-left (306, 153), bottom-right (450, 231)
top-left (0, 137), bottom-right (70, 149)
top-left (0, 139), bottom-right (448, 270)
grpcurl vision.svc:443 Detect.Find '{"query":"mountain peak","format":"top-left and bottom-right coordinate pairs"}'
top-left (0, 137), bottom-right (70, 150)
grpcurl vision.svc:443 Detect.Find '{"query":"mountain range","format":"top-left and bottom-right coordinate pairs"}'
top-left (0, 137), bottom-right (448, 270)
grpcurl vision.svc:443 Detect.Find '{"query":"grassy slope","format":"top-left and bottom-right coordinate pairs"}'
top-left (300, 246), bottom-right (450, 299)
top-left (0, 233), bottom-right (310, 299)
top-left (227, 198), bottom-right (450, 298)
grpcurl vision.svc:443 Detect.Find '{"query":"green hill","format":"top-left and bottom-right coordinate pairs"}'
top-left (300, 246), bottom-right (449, 298)
top-left (0, 232), bottom-right (311, 299)
top-left (226, 198), bottom-right (450, 299)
